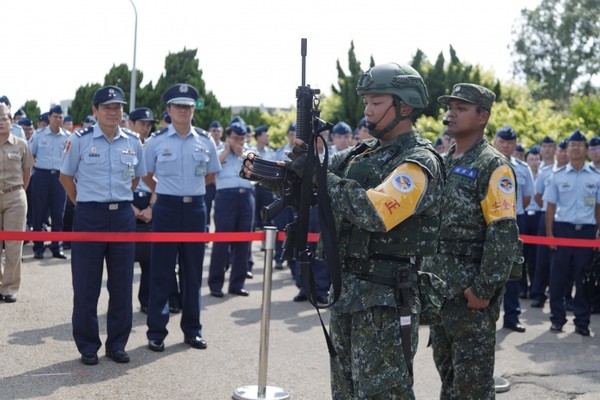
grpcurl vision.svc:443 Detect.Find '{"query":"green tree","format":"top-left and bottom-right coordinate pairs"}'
top-left (411, 46), bottom-right (501, 120)
top-left (330, 41), bottom-right (365, 128)
top-left (153, 48), bottom-right (229, 130)
top-left (21, 100), bottom-right (41, 125)
top-left (512, 0), bottom-right (600, 105)
top-left (70, 83), bottom-right (101, 125)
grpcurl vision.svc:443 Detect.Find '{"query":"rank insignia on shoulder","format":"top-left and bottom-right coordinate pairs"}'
top-left (194, 127), bottom-right (209, 137)
top-left (75, 126), bottom-right (94, 137)
top-left (152, 127), bottom-right (168, 137)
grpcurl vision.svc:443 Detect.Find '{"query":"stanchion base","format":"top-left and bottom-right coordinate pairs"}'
top-left (494, 376), bottom-right (511, 393)
top-left (232, 385), bottom-right (290, 400)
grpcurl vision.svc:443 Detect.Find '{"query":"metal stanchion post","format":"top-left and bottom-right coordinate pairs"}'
top-left (495, 376), bottom-right (511, 393)
top-left (233, 226), bottom-right (290, 400)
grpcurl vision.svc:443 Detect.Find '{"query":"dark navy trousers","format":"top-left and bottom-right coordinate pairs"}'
top-left (503, 214), bottom-right (524, 325)
top-left (147, 195), bottom-right (206, 341)
top-left (290, 206), bottom-right (330, 297)
top-left (549, 222), bottom-right (593, 329)
top-left (31, 168), bottom-right (66, 253)
top-left (71, 201), bottom-right (135, 354)
top-left (531, 212), bottom-right (551, 302)
top-left (208, 188), bottom-right (255, 292)
top-left (520, 211), bottom-right (541, 296)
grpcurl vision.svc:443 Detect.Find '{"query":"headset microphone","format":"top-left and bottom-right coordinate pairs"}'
top-left (442, 119), bottom-right (450, 126)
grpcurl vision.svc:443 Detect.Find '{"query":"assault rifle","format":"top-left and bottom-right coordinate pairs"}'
top-left (249, 39), bottom-right (342, 318)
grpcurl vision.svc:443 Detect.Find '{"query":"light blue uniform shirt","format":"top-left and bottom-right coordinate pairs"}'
top-left (10, 124), bottom-right (25, 140)
top-left (274, 143), bottom-right (293, 162)
top-left (144, 125), bottom-right (220, 196)
top-left (216, 148), bottom-right (254, 190)
top-left (512, 157), bottom-right (535, 215)
top-left (253, 145), bottom-right (276, 161)
top-left (535, 164), bottom-right (554, 212)
top-left (29, 126), bottom-right (69, 170)
top-left (60, 125), bottom-right (146, 202)
top-left (543, 163), bottom-right (600, 225)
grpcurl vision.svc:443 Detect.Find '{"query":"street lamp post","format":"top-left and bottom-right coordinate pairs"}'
top-left (128, 0), bottom-right (138, 111)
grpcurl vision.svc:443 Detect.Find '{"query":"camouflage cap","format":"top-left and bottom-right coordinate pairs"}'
top-left (438, 83), bottom-right (495, 111)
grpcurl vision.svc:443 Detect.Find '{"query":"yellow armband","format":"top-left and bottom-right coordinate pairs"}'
top-left (366, 162), bottom-right (427, 231)
top-left (480, 165), bottom-right (517, 224)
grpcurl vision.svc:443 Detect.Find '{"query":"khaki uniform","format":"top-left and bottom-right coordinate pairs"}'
top-left (0, 134), bottom-right (34, 296)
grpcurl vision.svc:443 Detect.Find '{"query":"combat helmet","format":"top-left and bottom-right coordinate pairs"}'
top-left (356, 63), bottom-right (429, 109)
top-left (356, 63), bottom-right (429, 138)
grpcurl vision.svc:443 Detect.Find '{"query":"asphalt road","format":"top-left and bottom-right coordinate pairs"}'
top-left (1, 241), bottom-right (599, 399)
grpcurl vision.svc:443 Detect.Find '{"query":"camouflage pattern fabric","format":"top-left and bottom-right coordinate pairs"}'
top-left (330, 306), bottom-right (418, 399)
top-left (429, 294), bottom-right (502, 400)
top-left (421, 138), bottom-right (519, 399)
top-left (438, 83), bottom-right (496, 111)
top-left (326, 130), bottom-right (444, 398)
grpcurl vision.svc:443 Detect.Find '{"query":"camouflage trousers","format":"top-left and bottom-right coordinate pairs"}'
top-left (429, 295), bottom-right (501, 400)
top-left (330, 306), bottom-right (417, 400)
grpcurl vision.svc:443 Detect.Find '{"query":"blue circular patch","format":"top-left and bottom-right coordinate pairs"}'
top-left (498, 176), bottom-right (515, 194)
top-left (392, 174), bottom-right (414, 193)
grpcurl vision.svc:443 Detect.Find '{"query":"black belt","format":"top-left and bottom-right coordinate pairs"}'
top-left (158, 194), bottom-right (203, 203)
top-left (0, 185), bottom-right (23, 195)
top-left (34, 167), bottom-right (60, 174)
top-left (134, 191), bottom-right (152, 199)
top-left (555, 221), bottom-right (596, 231)
top-left (218, 187), bottom-right (252, 194)
top-left (77, 201), bottom-right (131, 210)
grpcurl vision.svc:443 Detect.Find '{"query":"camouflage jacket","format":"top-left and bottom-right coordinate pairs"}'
top-left (326, 130), bottom-right (444, 313)
top-left (422, 139), bottom-right (519, 301)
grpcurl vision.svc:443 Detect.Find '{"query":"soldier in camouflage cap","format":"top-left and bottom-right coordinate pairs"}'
top-left (421, 83), bottom-right (520, 399)
top-left (438, 83), bottom-right (496, 111)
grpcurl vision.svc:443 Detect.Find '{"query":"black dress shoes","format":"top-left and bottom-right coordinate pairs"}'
top-left (293, 293), bottom-right (308, 302)
top-left (184, 335), bottom-right (207, 349)
top-left (228, 288), bottom-right (249, 296)
top-left (575, 327), bottom-right (591, 336)
top-left (3, 294), bottom-right (16, 303)
top-left (81, 353), bottom-right (99, 365)
top-left (169, 306), bottom-right (181, 314)
top-left (140, 306), bottom-right (148, 314)
top-left (210, 290), bottom-right (225, 298)
top-left (33, 252), bottom-right (44, 259)
top-left (550, 323), bottom-right (563, 333)
top-left (106, 350), bottom-right (130, 363)
top-left (530, 300), bottom-right (545, 308)
top-left (503, 322), bottom-right (526, 332)
top-left (148, 339), bottom-right (165, 352)
top-left (52, 251), bottom-right (67, 259)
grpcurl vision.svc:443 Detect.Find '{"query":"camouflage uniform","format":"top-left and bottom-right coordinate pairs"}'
top-left (422, 138), bottom-right (519, 400)
top-left (328, 131), bottom-right (443, 399)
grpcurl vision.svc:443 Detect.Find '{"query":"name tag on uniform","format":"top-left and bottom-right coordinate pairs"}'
top-left (584, 197), bottom-right (595, 206)
top-left (123, 166), bottom-right (135, 179)
top-left (451, 166), bottom-right (478, 179)
top-left (195, 165), bottom-right (207, 176)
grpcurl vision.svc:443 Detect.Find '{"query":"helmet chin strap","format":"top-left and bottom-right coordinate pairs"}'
top-left (368, 98), bottom-right (407, 139)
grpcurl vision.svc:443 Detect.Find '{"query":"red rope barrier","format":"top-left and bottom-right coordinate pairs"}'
top-left (0, 231), bottom-right (596, 247)
top-left (0, 230), bottom-right (320, 243)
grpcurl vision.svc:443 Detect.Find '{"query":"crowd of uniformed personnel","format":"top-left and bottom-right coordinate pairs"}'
top-left (1, 67), bottom-right (599, 399)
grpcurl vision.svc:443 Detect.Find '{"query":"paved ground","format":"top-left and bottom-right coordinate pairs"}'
top-left (1, 240), bottom-right (599, 399)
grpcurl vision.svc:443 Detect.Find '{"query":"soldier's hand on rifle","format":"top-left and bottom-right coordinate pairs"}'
top-left (241, 152), bottom-right (257, 179)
